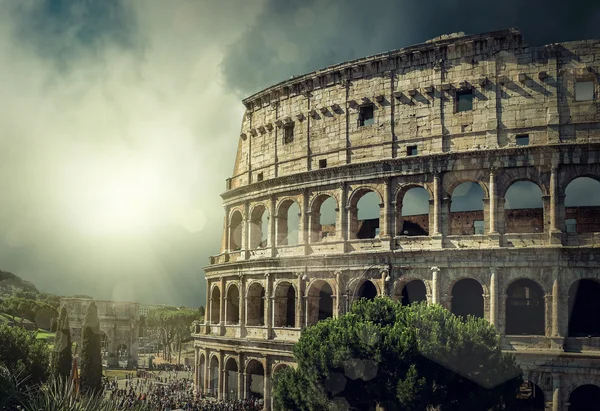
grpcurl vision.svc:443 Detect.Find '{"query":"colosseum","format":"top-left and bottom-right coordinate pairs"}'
top-left (192, 28), bottom-right (600, 410)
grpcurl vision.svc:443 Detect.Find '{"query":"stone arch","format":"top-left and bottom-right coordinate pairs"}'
top-left (246, 282), bottom-right (265, 326)
top-left (210, 286), bottom-right (221, 324)
top-left (505, 279), bottom-right (545, 335)
top-left (309, 194), bottom-right (338, 242)
top-left (504, 180), bottom-right (545, 234)
top-left (564, 176), bottom-right (600, 233)
top-left (347, 274), bottom-right (383, 302)
top-left (395, 184), bottom-right (431, 236)
top-left (497, 168), bottom-right (549, 198)
top-left (568, 384), bottom-right (600, 411)
top-left (511, 382), bottom-right (545, 411)
top-left (272, 362), bottom-right (291, 376)
top-left (276, 198), bottom-right (301, 246)
top-left (229, 210), bottom-right (243, 251)
top-left (393, 279), bottom-right (428, 305)
top-left (198, 353), bottom-right (206, 393)
top-left (224, 357), bottom-right (239, 400)
top-left (245, 359), bottom-right (265, 399)
top-left (568, 279), bottom-right (600, 337)
top-left (226, 283), bottom-right (240, 325)
top-left (355, 279), bottom-right (378, 300)
top-left (306, 279), bottom-right (335, 325)
top-left (209, 355), bottom-right (219, 396)
top-left (348, 186), bottom-right (384, 239)
top-left (450, 278), bottom-right (484, 319)
top-left (443, 171), bottom-right (490, 199)
top-left (449, 182), bottom-right (486, 235)
top-left (249, 204), bottom-right (269, 249)
top-left (273, 281), bottom-right (296, 328)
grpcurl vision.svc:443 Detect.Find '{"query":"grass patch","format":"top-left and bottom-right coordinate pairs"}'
top-left (104, 369), bottom-right (137, 380)
top-left (35, 330), bottom-right (55, 341)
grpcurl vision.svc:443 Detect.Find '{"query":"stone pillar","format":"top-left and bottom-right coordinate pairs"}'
top-left (432, 172), bottom-right (441, 235)
top-left (221, 368), bottom-right (228, 400)
top-left (335, 270), bottom-right (343, 317)
top-left (552, 373), bottom-right (561, 411)
top-left (489, 169), bottom-right (497, 233)
top-left (380, 269), bottom-right (389, 297)
top-left (269, 196), bottom-right (277, 257)
top-left (208, 297), bottom-right (213, 324)
top-left (242, 202), bottom-right (250, 252)
top-left (218, 352), bottom-right (224, 400)
top-left (265, 273), bottom-right (272, 339)
top-left (297, 273), bottom-right (305, 328)
top-left (301, 188), bottom-right (309, 247)
top-left (264, 362), bottom-right (271, 411)
top-left (431, 267), bottom-right (441, 304)
top-left (552, 277), bottom-right (560, 337)
top-left (220, 277), bottom-right (226, 332)
top-left (346, 205), bottom-right (356, 240)
top-left (243, 372), bottom-right (248, 399)
top-left (193, 347), bottom-right (199, 394)
top-left (240, 276), bottom-right (246, 333)
top-left (380, 178), bottom-right (392, 239)
top-left (339, 183), bottom-right (348, 242)
top-left (550, 166), bottom-right (559, 232)
top-left (204, 349), bottom-right (209, 394)
top-left (490, 270), bottom-right (498, 328)
top-left (237, 354), bottom-right (244, 400)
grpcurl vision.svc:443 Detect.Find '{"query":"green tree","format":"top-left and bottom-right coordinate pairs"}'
top-left (0, 323), bottom-right (49, 386)
top-left (146, 307), bottom-right (202, 363)
top-left (80, 301), bottom-right (102, 394)
top-left (273, 299), bottom-right (523, 411)
top-left (50, 307), bottom-right (72, 381)
top-left (0, 296), bottom-right (57, 329)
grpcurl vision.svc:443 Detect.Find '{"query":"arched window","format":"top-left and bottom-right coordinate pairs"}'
top-left (249, 205), bottom-right (269, 249)
top-left (511, 382), bottom-right (545, 411)
top-left (506, 280), bottom-right (545, 335)
top-left (398, 187), bottom-right (430, 236)
top-left (211, 287), bottom-right (221, 324)
top-left (565, 177), bottom-right (600, 233)
top-left (199, 354), bottom-right (205, 392)
top-left (246, 283), bottom-right (265, 326)
top-left (356, 280), bottom-right (378, 300)
top-left (209, 356), bottom-right (219, 396)
top-left (568, 279), bottom-right (600, 337)
top-left (273, 282), bottom-right (296, 328)
top-left (351, 190), bottom-right (381, 239)
top-left (277, 200), bottom-right (301, 245)
top-left (225, 358), bottom-right (238, 400)
top-left (504, 181), bottom-right (543, 233)
top-left (397, 280), bottom-right (427, 305)
top-left (449, 182), bottom-right (484, 235)
top-left (310, 195), bottom-right (337, 242)
top-left (226, 285), bottom-right (240, 325)
top-left (246, 360), bottom-right (265, 399)
top-left (569, 385), bottom-right (600, 411)
top-left (306, 280), bottom-right (334, 325)
top-left (229, 211), bottom-right (243, 251)
top-left (451, 279), bottom-right (484, 319)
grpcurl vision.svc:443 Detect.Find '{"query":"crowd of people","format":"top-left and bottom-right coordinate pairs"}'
top-left (104, 371), bottom-right (264, 411)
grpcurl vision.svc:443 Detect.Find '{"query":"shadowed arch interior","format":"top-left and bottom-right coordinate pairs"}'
top-left (564, 177), bottom-right (600, 233)
top-left (209, 356), bottom-right (219, 396)
top-left (451, 279), bottom-right (484, 319)
top-left (569, 384), bottom-right (600, 411)
top-left (229, 211), bottom-right (243, 251)
top-left (506, 279), bottom-right (545, 335)
top-left (307, 280), bottom-right (334, 324)
top-left (273, 281), bottom-right (296, 328)
top-left (211, 287), bottom-right (221, 324)
top-left (449, 182), bottom-right (484, 235)
top-left (225, 358), bottom-right (238, 400)
top-left (398, 187), bottom-right (430, 236)
top-left (199, 354), bottom-right (205, 392)
top-left (568, 279), bottom-right (600, 337)
top-left (356, 280), bottom-right (378, 300)
top-left (504, 181), bottom-right (544, 234)
top-left (226, 284), bottom-right (240, 325)
top-left (246, 283), bottom-right (265, 326)
top-left (246, 360), bottom-right (264, 399)
top-left (398, 280), bottom-right (427, 305)
top-left (511, 382), bottom-right (545, 411)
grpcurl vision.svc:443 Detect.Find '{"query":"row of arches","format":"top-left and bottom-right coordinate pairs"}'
top-left (209, 278), bottom-right (600, 337)
top-left (228, 177), bottom-right (600, 249)
top-left (506, 382), bottom-right (600, 411)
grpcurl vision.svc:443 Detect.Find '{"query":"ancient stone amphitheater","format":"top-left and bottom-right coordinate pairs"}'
top-left (192, 28), bottom-right (600, 410)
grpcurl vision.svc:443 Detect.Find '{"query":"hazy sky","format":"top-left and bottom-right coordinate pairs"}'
top-left (1, 0), bottom-right (599, 308)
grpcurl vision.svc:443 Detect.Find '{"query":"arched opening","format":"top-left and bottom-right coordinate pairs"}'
top-left (565, 177), bottom-right (600, 233)
top-left (246, 360), bottom-right (264, 400)
top-left (277, 200), bottom-right (301, 245)
top-left (117, 343), bottom-right (128, 361)
top-left (568, 279), bottom-right (600, 337)
top-left (352, 190), bottom-right (381, 239)
top-left (226, 284), bottom-right (240, 325)
top-left (310, 195), bottom-right (337, 242)
top-left (569, 384), bottom-right (600, 411)
top-left (249, 205), bottom-right (269, 249)
top-left (504, 181), bottom-right (544, 233)
top-left (100, 332), bottom-right (110, 363)
top-left (397, 280), bottom-right (427, 305)
top-left (273, 363), bottom-right (289, 376)
top-left (451, 279), bottom-right (484, 319)
top-left (506, 279), bottom-right (545, 335)
top-left (511, 382), bottom-right (545, 411)
top-left (356, 280), bottom-right (378, 300)
top-left (306, 280), bottom-right (334, 325)
top-left (229, 211), bottom-right (243, 251)
top-left (246, 283), bottom-right (265, 326)
top-left (211, 287), bottom-right (221, 324)
top-left (449, 182), bottom-right (485, 235)
top-left (209, 356), bottom-right (219, 397)
top-left (398, 186), bottom-right (430, 236)
top-left (198, 354), bottom-right (205, 393)
top-left (225, 358), bottom-right (238, 400)
top-left (273, 282), bottom-right (296, 328)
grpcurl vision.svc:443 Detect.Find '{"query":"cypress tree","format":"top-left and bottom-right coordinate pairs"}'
top-left (50, 307), bottom-right (72, 381)
top-left (80, 301), bottom-right (102, 394)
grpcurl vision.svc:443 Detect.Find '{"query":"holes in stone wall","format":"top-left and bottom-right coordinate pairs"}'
top-left (354, 191), bottom-right (380, 239)
top-left (569, 385), bottom-right (600, 410)
top-left (504, 181), bottom-right (543, 234)
top-left (307, 280), bottom-right (333, 324)
top-left (565, 177), bottom-right (600, 233)
top-left (277, 200), bottom-right (300, 246)
top-left (211, 287), bottom-right (221, 324)
top-left (397, 280), bottom-right (427, 305)
top-left (451, 279), bottom-right (484, 320)
top-left (575, 81), bottom-right (594, 101)
top-left (398, 187), bottom-right (430, 236)
top-left (358, 104), bottom-right (374, 126)
top-left (226, 285), bottom-right (240, 325)
top-left (246, 283), bottom-right (265, 326)
top-left (209, 356), bottom-right (219, 396)
top-left (356, 280), bottom-right (378, 300)
top-left (229, 211), bottom-right (243, 251)
top-left (273, 282), bottom-right (296, 328)
top-left (225, 358), bottom-right (239, 400)
top-left (512, 383), bottom-right (545, 411)
top-left (310, 195), bottom-right (337, 242)
top-left (505, 279), bottom-right (545, 335)
top-left (568, 279), bottom-right (600, 337)
top-left (249, 205), bottom-right (269, 249)
top-left (246, 360), bottom-right (265, 399)
top-left (449, 182), bottom-right (484, 235)
top-left (456, 89), bottom-right (473, 112)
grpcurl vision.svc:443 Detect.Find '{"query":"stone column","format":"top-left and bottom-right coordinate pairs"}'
top-left (346, 205), bottom-right (356, 240)
top-left (431, 267), bottom-right (440, 304)
top-left (552, 276), bottom-right (560, 338)
top-left (550, 166), bottom-right (559, 232)
top-left (208, 297), bottom-right (213, 324)
top-left (552, 373), bottom-right (561, 411)
top-left (269, 196), bottom-right (277, 256)
top-left (380, 178), bottom-right (391, 239)
top-left (222, 368), bottom-right (228, 400)
top-left (432, 172), bottom-right (441, 235)
top-left (339, 183), bottom-right (348, 242)
top-left (220, 277), bottom-right (226, 332)
top-left (490, 269), bottom-right (498, 328)
top-left (193, 347), bottom-right (199, 394)
top-left (489, 169), bottom-right (497, 233)
top-left (243, 372), bottom-right (248, 400)
top-left (297, 273), bottom-right (305, 328)
top-left (239, 276), bottom-right (246, 333)
top-left (264, 363), bottom-right (272, 410)
top-left (204, 349), bottom-right (210, 394)
top-left (218, 352), bottom-right (224, 400)
top-left (335, 270), bottom-right (342, 317)
top-left (242, 202), bottom-right (250, 255)
top-left (265, 273), bottom-right (272, 339)
top-left (301, 188), bottom-right (309, 247)
top-left (237, 354), bottom-right (244, 400)
top-left (380, 269), bottom-right (389, 297)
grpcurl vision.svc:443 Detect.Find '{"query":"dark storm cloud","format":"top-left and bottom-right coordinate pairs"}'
top-left (221, 0), bottom-right (600, 96)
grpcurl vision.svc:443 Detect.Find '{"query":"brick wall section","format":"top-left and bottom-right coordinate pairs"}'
top-left (565, 206), bottom-right (600, 233)
top-left (505, 209), bottom-right (544, 233)
top-left (449, 210), bottom-right (484, 235)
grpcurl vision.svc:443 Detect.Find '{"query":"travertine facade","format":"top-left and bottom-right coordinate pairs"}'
top-left (61, 298), bottom-right (140, 368)
top-left (193, 28), bottom-right (600, 410)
